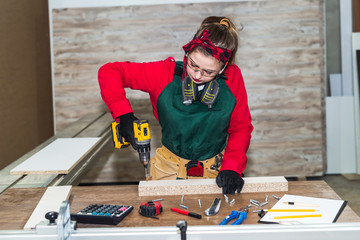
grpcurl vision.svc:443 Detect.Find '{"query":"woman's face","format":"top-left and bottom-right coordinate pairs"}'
top-left (186, 49), bottom-right (224, 84)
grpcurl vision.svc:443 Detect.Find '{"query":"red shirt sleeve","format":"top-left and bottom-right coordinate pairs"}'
top-left (220, 65), bottom-right (253, 175)
top-left (98, 57), bottom-right (176, 120)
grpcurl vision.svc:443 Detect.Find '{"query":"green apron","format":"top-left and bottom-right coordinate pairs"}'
top-left (156, 62), bottom-right (236, 160)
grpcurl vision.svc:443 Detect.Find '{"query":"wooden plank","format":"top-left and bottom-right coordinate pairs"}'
top-left (23, 186), bottom-right (72, 230)
top-left (10, 138), bottom-right (101, 175)
top-left (138, 176), bottom-right (288, 196)
top-left (56, 131), bottom-right (112, 186)
top-left (49, 113), bottom-right (112, 186)
top-left (0, 137), bottom-right (56, 193)
top-left (0, 112), bottom-right (106, 192)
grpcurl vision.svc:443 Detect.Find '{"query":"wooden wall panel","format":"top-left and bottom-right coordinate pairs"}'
top-left (52, 0), bottom-right (325, 177)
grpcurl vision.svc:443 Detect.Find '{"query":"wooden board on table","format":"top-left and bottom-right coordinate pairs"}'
top-left (10, 138), bottom-right (100, 175)
top-left (138, 176), bottom-right (288, 196)
top-left (23, 185), bottom-right (72, 230)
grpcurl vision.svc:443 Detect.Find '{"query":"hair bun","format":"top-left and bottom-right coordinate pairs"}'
top-left (219, 18), bottom-right (230, 29)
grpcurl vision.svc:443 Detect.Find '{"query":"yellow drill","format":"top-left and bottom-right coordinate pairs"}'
top-left (111, 119), bottom-right (151, 180)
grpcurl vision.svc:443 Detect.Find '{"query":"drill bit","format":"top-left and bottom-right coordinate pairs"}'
top-left (144, 164), bottom-right (152, 181)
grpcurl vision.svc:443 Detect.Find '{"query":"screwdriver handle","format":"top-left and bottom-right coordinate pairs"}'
top-left (219, 211), bottom-right (239, 225)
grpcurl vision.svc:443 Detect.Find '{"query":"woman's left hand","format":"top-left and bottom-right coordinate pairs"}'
top-left (216, 170), bottom-right (244, 194)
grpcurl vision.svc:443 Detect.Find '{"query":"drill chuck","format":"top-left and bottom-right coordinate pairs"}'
top-left (137, 142), bottom-right (151, 180)
top-left (138, 144), bottom-right (151, 181)
top-left (138, 144), bottom-right (151, 165)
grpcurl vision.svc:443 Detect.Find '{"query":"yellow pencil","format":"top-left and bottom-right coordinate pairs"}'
top-left (266, 209), bottom-right (317, 212)
top-left (274, 214), bottom-right (322, 219)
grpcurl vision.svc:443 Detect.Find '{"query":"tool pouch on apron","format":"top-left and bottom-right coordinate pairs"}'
top-left (150, 145), bottom-right (222, 180)
top-left (186, 160), bottom-right (204, 177)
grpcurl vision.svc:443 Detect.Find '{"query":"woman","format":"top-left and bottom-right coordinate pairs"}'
top-left (98, 16), bottom-right (253, 194)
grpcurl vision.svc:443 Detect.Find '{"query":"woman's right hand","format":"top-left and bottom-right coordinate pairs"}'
top-left (117, 112), bottom-right (139, 150)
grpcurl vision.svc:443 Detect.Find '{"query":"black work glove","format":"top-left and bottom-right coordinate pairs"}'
top-left (216, 170), bottom-right (244, 194)
top-left (117, 112), bottom-right (138, 150)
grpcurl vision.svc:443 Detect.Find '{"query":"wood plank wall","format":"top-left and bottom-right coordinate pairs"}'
top-left (52, 0), bottom-right (325, 177)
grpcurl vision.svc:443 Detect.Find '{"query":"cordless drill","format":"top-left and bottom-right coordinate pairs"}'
top-left (111, 119), bottom-right (151, 180)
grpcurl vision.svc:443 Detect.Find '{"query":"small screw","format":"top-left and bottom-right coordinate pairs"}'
top-left (272, 195), bottom-right (281, 200)
top-left (179, 204), bottom-right (188, 209)
top-left (181, 195), bottom-right (184, 203)
top-left (260, 201), bottom-right (268, 207)
top-left (224, 194), bottom-right (229, 203)
top-left (198, 199), bottom-right (201, 208)
top-left (229, 199), bottom-right (235, 206)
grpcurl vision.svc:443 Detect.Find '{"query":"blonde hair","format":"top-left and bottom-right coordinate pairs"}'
top-left (193, 16), bottom-right (240, 65)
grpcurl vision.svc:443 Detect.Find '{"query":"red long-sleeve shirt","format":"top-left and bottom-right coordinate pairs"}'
top-left (98, 57), bottom-right (253, 174)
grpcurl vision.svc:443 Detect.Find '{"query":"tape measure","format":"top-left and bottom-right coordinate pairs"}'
top-left (138, 201), bottom-right (163, 219)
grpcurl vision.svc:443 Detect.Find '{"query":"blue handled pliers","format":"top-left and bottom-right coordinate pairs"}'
top-left (219, 206), bottom-right (248, 225)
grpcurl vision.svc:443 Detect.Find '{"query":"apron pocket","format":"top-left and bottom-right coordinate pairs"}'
top-left (205, 167), bottom-right (219, 179)
top-left (150, 148), bottom-right (178, 180)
